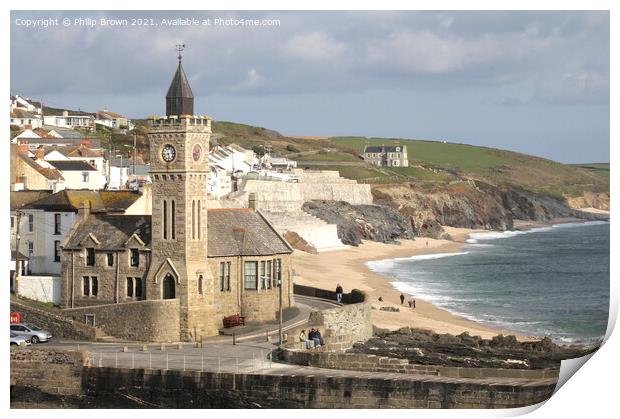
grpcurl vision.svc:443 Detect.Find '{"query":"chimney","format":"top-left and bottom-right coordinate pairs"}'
top-left (78, 200), bottom-right (91, 221)
top-left (248, 193), bottom-right (258, 210)
top-left (34, 146), bottom-right (45, 160)
top-left (18, 142), bottom-right (29, 156)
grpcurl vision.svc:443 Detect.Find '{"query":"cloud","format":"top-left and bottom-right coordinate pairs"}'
top-left (282, 31), bottom-right (347, 62)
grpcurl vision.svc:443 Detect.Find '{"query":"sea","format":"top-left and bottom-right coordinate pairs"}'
top-left (367, 221), bottom-right (610, 346)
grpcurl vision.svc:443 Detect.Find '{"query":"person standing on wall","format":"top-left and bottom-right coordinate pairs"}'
top-left (336, 284), bottom-right (343, 303)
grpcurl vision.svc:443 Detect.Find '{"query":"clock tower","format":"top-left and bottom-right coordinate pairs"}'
top-left (146, 47), bottom-right (217, 340)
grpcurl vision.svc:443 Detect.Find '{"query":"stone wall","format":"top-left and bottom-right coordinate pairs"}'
top-left (280, 350), bottom-right (560, 380)
top-left (308, 301), bottom-right (373, 344)
top-left (80, 367), bottom-right (556, 408)
top-left (10, 300), bottom-right (97, 340)
top-left (63, 299), bottom-right (181, 342)
top-left (10, 347), bottom-right (86, 396)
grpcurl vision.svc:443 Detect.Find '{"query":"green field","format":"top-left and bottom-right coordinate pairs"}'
top-left (572, 163), bottom-right (610, 180)
top-left (293, 151), bottom-right (362, 162)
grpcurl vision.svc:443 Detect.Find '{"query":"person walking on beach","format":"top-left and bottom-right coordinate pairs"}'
top-left (409, 296), bottom-right (416, 309)
top-left (336, 284), bottom-right (343, 304)
top-left (400, 293), bottom-right (405, 305)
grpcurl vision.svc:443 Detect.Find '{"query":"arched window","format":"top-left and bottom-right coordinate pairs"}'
top-left (163, 200), bottom-right (168, 239)
top-left (197, 200), bottom-right (201, 239)
top-left (171, 200), bottom-right (176, 239)
top-left (163, 274), bottom-right (175, 299)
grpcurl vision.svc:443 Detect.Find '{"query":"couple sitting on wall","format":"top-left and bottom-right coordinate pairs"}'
top-left (299, 328), bottom-right (324, 349)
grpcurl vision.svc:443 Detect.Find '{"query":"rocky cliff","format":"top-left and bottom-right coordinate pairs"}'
top-left (372, 181), bottom-right (605, 239)
top-left (566, 192), bottom-right (610, 211)
top-left (302, 200), bottom-right (415, 246)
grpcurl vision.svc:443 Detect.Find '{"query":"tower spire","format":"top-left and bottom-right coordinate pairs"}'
top-left (166, 44), bottom-right (194, 116)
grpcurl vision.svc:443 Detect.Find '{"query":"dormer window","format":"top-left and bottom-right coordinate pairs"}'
top-left (86, 248), bottom-right (95, 266)
top-left (130, 248), bottom-right (140, 267)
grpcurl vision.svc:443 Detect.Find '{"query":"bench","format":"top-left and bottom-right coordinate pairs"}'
top-left (222, 314), bottom-right (246, 328)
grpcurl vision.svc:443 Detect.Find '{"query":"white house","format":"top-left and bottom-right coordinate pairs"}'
top-left (10, 95), bottom-right (43, 129)
top-left (43, 110), bottom-right (94, 131)
top-left (208, 165), bottom-right (233, 198)
top-left (43, 145), bottom-right (107, 189)
top-left (95, 109), bottom-right (133, 130)
top-left (46, 160), bottom-right (101, 190)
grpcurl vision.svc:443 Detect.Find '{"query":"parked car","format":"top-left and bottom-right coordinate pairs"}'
top-left (10, 332), bottom-right (31, 346)
top-left (10, 323), bottom-right (52, 344)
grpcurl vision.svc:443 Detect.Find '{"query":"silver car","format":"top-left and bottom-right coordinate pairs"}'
top-left (10, 332), bottom-right (31, 346)
top-left (10, 323), bottom-right (52, 344)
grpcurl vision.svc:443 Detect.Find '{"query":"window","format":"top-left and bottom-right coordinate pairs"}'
top-left (11, 217), bottom-right (14, 228)
top-left (83, 276), bottom-right (90, 296)
top-left (171, 200), bottom-right (176, 239)
top-left (82, 172), bottom-right (89, 182)
top-left (266, 260), bottom-right (272, 289)
top-left (126, 277), bottom-right (134, 297)
top-left (260, 261), bottom-right (266, 289)
top-left (86, 248), bottom-right (95, 266)
top-left (54, 240), bottom-right (61, 262)
top-left (198, 275), bottom-right (203, 295)
top-left (91, 277), bottom-right (98, 296)
top-left (162, 200), bottom-right (168, 239)
top-left (220, 262), bottom-right (231, 292)
top-left (191, 200), bottom-right (196, 239)
top-left (244, 261), bottom-right (258, 290)
top-left (54, 213), bottom-right (61, 234)
top-left (130, 248), bottom-right (139, 267)
top-left (107, 253), bottom-right (114, 267)
top-left (27, 241), bottom-right (33, 257)
top-left (28, 214), bottom-right (34, 232)
top-left (135, 278), bottom-right (142, 299)
top-left (197, 200), bottom-right (201, 239)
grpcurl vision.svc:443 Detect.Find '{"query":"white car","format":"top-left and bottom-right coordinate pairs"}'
top-left (10, 323), bottom-right (52, 344)
top-left (10, 332), bottom-right (31, 346)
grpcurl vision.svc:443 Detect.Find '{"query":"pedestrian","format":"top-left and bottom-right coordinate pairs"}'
top-left (378, 296), bottom-right (383, 302)
top-left (336, 284), bottom-right (343, 304)
top-left (400, 293), bottom-right (405, 305)
top-left (426, 241), bottom-right (429, 247)
top-left (315, 328), bottom-right (324, 346)
top-left (409, 296), bottom-right (416, 309)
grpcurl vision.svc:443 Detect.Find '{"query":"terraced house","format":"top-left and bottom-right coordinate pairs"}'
top-left (59, 53), bottom-right (294, 342)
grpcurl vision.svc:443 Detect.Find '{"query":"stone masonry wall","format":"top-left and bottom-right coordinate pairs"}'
top-left (308, 302), bottom-right (373, 343)
top-left (63, 299), bottom-right (180, 342)
top-left (280, 350), bottom-right (560, 380)
top-left (81, 367), bottom-right (556, 408)
top-left (10, 300), bottom-right (97, 340)
top-left (10, 347), bottom-right (86, 396)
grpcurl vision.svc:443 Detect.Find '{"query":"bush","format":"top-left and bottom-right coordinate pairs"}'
top-left (286, 144), bottom-right (300, 153)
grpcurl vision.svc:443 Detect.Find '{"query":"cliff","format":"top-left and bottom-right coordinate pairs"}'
top-left (302, 200), bottom-right (415, 246)
top-left (371, 181), bottom-right (606, 239)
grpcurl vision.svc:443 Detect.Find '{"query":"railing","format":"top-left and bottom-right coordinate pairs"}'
top-left (85, 350), bottom-right (274, 373)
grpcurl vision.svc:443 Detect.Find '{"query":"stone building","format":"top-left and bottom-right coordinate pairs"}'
top-left (362, 144), bottom-right (409, 167)
top-left (59, 52), bottom-right (294, 342)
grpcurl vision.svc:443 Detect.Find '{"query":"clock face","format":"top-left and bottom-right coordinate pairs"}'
top-left (192, 144), bottom-right (202, 162)
top-left (161, 144), bottom-right (176, 162)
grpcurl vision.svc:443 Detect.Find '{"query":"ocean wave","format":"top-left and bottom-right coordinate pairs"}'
top-left (367, 251), bottom-right (470, 271)
top-left (466, 220), bottom-right (609, 243)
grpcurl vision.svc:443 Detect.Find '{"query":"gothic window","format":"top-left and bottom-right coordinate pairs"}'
top-left (83, 276), bottom-right (90, 296)
top-left (91, 277), bottom-right (98, 296)
top-left (244, 261), bottom-right (258, 290)
top-left (163, 274), bottom-right (175, 299)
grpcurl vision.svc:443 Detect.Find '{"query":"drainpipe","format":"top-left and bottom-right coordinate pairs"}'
top-left (115, 250), bottom-right (120, 303)
top-left (237, 256), bottom-right (242, 311)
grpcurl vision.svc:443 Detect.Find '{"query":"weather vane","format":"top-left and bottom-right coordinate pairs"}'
top-left (176, 44), bottom-right (186, 63)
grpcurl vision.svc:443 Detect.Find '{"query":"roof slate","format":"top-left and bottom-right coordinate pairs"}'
top-left (10, 190), bottom-right (53, 210)
top-left (64, 215), bottom-right (152, 250)
top-left (23, 190), bottom-right (142, 213)
top-left (47, 160), bottom-right (97, 171)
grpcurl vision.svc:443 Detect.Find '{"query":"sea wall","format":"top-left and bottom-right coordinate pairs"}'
top-left (10, 348), bottom-right (557, 408)
top-left (63, 299), bottom-right (180, 342)
top-left (10, 347), bottom-right (85, 396)
top-left (280, 350), bottom-right (559, 380)
top-left (10, 300), bottom-right (97, 340)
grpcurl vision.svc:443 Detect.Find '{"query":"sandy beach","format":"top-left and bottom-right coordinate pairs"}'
top-left (292, 228), bottom-right (536, 341)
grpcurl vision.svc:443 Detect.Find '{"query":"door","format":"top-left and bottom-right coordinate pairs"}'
top-left (162, 274), bottom-right (175, 299)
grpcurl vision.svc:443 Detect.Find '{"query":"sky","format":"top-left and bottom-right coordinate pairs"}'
top-left (10, 10), bottom-right (610, 163)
